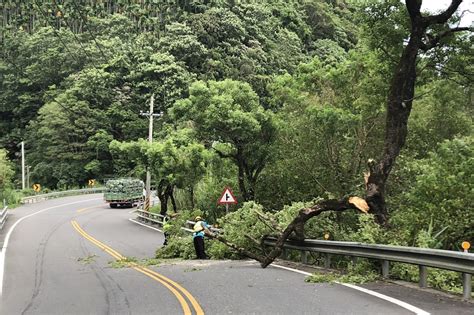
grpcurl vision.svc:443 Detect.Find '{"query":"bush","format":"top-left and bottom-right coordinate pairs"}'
top-left (390, 263), bottom-right (470, 296)
top-left (393, 136), bottom-right (474, 249)
top-left (306, 259), bottom-right (380, 284)
top-left (156, 236), bottom-right (196, 259)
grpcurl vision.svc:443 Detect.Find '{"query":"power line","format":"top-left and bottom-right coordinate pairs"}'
top-left (50, 2), bottom-right (98, 64)
top-left (32, 0), bottom-right (81, 64)
top-left (70, 1), bottom-right (111, 63)
top-left (66, 1), bottom-right (132, 91)
top-left (28, 1), bottom-right (90, 121)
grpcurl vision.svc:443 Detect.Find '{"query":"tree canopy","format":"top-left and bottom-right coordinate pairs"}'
top-left (0, 1), bottom-right (472, 257)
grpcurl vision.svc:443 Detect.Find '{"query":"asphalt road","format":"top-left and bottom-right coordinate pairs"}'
top-left (0, 195), bottom-right (471, 314)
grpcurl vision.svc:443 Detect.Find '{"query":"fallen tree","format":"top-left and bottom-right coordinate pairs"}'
top-left (211, 0), bottom-right (472, 268)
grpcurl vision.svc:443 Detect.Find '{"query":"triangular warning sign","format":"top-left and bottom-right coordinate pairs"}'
top-left (218, 187), bottom-right (238, 204)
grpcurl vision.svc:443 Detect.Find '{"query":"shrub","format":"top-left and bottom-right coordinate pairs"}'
top-left (156, 236), bottom-right (196, 259)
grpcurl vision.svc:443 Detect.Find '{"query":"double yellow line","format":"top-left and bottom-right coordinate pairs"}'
top-left (71, 220), bottom-right (204, 315)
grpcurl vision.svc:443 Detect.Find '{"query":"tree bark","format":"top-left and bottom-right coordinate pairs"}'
top-left (157, 180), bottom-right (168, 215)
top-left (167, 184), bottom-right (177, 213)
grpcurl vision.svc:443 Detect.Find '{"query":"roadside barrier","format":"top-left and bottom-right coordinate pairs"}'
top-left (0, 206), bottom-right (8, 231)
top-left (135, 209), bottom-right (166, 230)
top-left (264, 237), bottom-right (473, 300)
top-left (134, 210), bottom-right (220, 234)
top-left (21, 188), bottom-right (105, 204)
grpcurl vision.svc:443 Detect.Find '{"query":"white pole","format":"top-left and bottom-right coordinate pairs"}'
top-left (21, 141), bottom-right (25, 190)
top-left (145, 94), bottom-right (154, 211)
top-left (26, 165), bottom-right (31, 189)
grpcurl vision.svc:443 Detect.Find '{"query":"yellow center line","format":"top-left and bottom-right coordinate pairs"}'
top-left (71, 220), bottom-right (202, 315)
top-left (134, 265), bottom-right (205, 315)
top-left (76, 206), bottom-right (101, 213)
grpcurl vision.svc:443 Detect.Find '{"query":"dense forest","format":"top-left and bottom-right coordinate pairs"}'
top-left (0, 0), bottom-right (472, 265)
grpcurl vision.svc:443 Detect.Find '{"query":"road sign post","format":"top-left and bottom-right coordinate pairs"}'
top-left (218, 187), bottom-right (237, 214)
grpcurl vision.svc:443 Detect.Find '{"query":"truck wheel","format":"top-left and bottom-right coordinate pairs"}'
top-left (110, 203), bottom-right (118, 208)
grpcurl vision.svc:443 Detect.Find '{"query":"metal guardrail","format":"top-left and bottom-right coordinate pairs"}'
top-left (135, 209), bottom-right (166, 230)
top-left (0, 206), bottom-right (8, 231)
top-left (264, 237), bottom-right (473, 300)
top-left (134, 211), bottom-right (220, 234)
top-left (21, 188), bottom-right (106, 204)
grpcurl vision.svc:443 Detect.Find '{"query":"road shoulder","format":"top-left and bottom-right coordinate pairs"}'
top-left (273, 259), bottom-right (473, 315)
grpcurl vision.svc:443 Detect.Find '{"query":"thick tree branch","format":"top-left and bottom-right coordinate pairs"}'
top-left (421, 27), bottom-right (472, 51)
top-left (422, 0), bottom-right (463, 26)
top-left (406, 0), bottom-right (422, 21)
top-left (213, 197), bottom-right (368, 268)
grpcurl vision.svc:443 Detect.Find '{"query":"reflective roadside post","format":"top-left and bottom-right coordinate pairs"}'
top-left (461, 241), bottom-right (470, 253)
top-left (461, 241), bottom-right (471, 301)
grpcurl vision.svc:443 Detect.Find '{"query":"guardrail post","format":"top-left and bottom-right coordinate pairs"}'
top-left (281, 249), bottom-right (288, 260)
top-left (419, 265), bottom-right (428, 288)
top-left (462, 273), bottom-right (472, 301)
top-left (381, 260), bottom-right (390, 278)
top-left (351, 256), bottom-right (358, 266)
top-left (301, 250), bottom-right (308, 264)
top-left (324, 254), bottom-right (331, 269)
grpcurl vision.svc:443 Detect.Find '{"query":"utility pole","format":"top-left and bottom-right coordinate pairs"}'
top-left (140, 94), bottom-right (163, 211)
top-left (21, 141), bottom-right (25, 190)
top-left (26, 165), bottom-right (31, 189)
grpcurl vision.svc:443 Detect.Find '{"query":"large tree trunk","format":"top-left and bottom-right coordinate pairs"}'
top-left (366, 0), bottom-right (465, 225)
top-left (366, 30), bottom-right (420, 224)
top-left (167, 184), bottom-right (177, 213)
top-left (157, 180), bottom-right (168, 215)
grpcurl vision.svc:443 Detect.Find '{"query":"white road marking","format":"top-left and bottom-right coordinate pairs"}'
top-left (270, 263), bottom-right (430, 315)
top-left (0, 198), bottom-right (102, 295)
top-left (128, 218), bottom-right (163, 233)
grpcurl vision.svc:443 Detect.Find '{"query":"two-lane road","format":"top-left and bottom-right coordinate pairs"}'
top-left (1, 195), bottom-right (467, 314)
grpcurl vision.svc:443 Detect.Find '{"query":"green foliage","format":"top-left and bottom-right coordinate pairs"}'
top-left (392, 136), bottom-right (474, 249)
top-left (306, 259), bottom-right (380, 284)
top-left (343, 214), bottom-right (386, 244)
top-left (171, 79), bottom-right (276, 200)
top-left (0, 148), bottom-right (19, 205)
top-left (155, 236), bottom-right (196, 260)
top-left (218, 202), bottom-right (274, 251)
top-left (0, 149), bottom-right (14, 191)
top-left (390, 263), bottom-right (469, 295)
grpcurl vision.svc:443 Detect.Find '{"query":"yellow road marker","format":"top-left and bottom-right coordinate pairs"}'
top-left (71, 220), bottom-right (203, 315)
